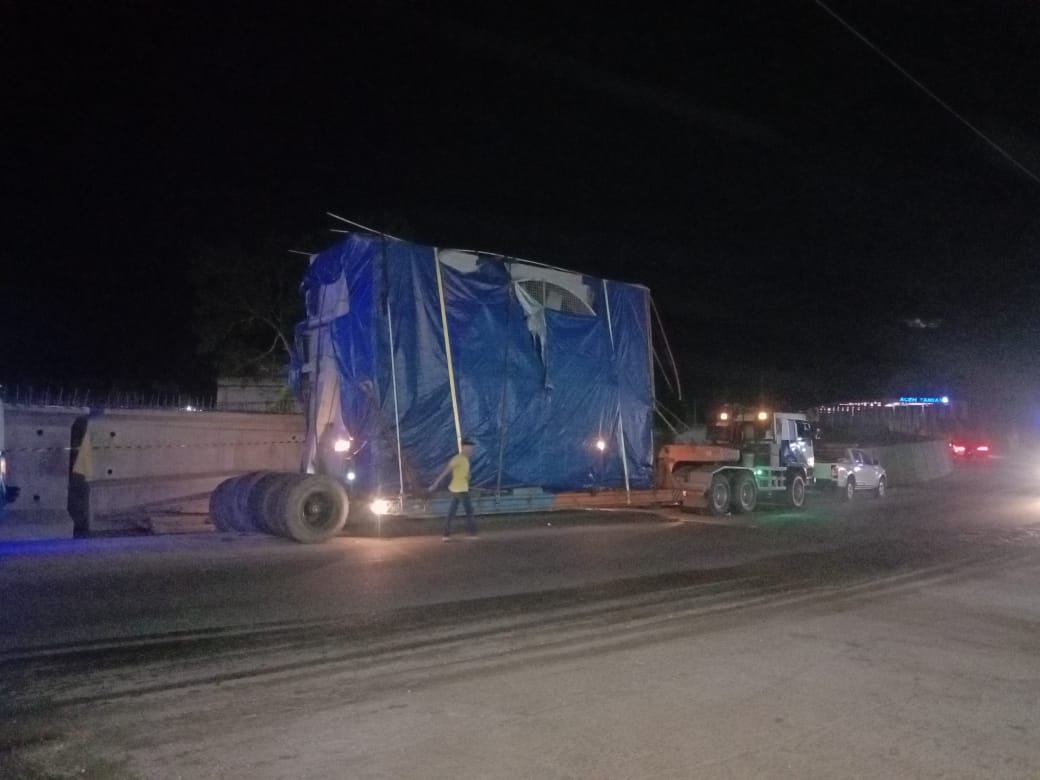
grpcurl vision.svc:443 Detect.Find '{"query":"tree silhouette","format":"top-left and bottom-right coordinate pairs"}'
top-left (188, 232), bottom-right (319, 377)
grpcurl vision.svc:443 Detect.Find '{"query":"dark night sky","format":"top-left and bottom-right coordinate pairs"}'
top-left (4, 1), bottom-right (1039, 421)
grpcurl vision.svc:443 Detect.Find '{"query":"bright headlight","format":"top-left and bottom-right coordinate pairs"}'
top-left (370, 498), bottom-right (391, 515)
top-left (333, 438), bottom-right (352, 453)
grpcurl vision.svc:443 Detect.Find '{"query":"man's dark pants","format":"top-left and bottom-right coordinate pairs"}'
top-left (444, 491), bottom-right (476, 536)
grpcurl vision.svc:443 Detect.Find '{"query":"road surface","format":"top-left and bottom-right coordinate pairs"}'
top-left (2, 459), bottom-right (1040, 778)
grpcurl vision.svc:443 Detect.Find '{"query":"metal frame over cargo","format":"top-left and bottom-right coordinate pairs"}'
top-left (296, 232), bottom-right (655, 513)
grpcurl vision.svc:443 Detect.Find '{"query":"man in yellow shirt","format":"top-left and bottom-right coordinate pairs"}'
top-left (429, 438), bottom-right (477, 540)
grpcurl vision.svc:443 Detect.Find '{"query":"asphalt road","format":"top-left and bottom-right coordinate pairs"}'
top-left (2, 459), bottom-right (1040, 779)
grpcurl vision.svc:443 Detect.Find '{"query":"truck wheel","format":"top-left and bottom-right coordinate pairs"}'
top-left (707, 474), bottom-right (730, 516)
top-left (279, 474), bottom-right (349, 543)
top-left (844, 477), bottom-right (855, 502)
top-left (231, 471), bottom-right (267, 532)
top-left (786, 474), bottom-right (807, 509)
top-left (875, 476), bottom-right (886, 498)
top-left (260, 473), bottom-right (302, 535)
top-left (731, 473), bottom-right (757, 513)
top-left (208, 478), bottom-right (238, 532)
top-left (246, 472), bottom-right (286, 533)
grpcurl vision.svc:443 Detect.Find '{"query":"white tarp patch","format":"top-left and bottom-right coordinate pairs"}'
top-left (437, 249), bottom-right (482, 274)
top-left (514, 282), bottom-right (548, 364)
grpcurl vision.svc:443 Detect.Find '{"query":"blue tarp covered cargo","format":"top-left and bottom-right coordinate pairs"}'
top-left (299, 233), bottom-right (654, 495)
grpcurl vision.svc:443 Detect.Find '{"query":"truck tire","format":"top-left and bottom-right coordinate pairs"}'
top-left (844, 476), bottom-right (855, 502)
top-left (265, 473), bottom-right (314, 536)
top-left (255, 472), bottom-right (295, 535)
top-left (786, 474), bottom-right (807, 509)
top-left (731, 473), bottom-right (757, 513)
top-left (247, 472), bottom-right (289, 534)
top-left (875, 476), bottom-right (886, 498)
top-left (277, 474), bottom-right (349, 543)
top-left (707, 474), bottom-right (730, 516)
top-left (231, 471), bottom-right (267, 532)
top-left (208, 478), bottom-right (238, 532)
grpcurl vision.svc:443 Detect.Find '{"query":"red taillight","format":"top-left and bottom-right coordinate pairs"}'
top-left (952, 445), bottom-right (966, 454)
top-left (976, 445), bottom-right (989, 452)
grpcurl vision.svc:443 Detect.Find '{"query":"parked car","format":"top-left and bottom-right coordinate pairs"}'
top-left (814, 447), bottom-right (887, 500)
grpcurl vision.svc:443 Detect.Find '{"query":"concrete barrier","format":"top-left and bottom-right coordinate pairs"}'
top-left (864, 439), bottom-right (952, 486)
top-left (0, 406), bottom-right (81, 540)
top-left (70, 410), bottom-right (305, 531)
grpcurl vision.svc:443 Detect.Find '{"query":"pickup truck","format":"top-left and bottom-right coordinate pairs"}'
top-left (814, 447), bottom-right (887, 500)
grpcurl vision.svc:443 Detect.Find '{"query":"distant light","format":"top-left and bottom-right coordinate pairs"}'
top-left (941, 396), bottom-right (949, 404)
top-left (346, 470), bottom-right (356, 481)
top-left (757, 411), bottom-right (768, 421)
top-left (719, 412), bottom-right (729, 421)
top-left (595, 438), bottom-right (607, 452)
top-left (333, 437), bottom-right (351, 453)
top-left (370, 498), bottom-right (391, 515)
top-left (185, 405), bottom-right (196, 412)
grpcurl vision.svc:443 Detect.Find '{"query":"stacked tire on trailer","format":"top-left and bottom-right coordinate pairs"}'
top-left (209, 471), bottom-right (349, 543)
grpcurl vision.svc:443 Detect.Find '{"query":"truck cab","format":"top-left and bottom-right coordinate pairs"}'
top-left (661, 408), bottom-right (814, 516)
top-left (707, 410), bottom-right (815, 477)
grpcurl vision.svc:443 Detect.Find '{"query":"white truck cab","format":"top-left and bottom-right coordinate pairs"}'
top-left (707, 410), bottom-right (816, 475)
top-left (664, 408), bottom-right (815, 515)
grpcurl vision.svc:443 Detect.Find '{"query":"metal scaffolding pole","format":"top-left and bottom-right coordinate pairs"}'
top-left (433, 249), bottom-right (463, 451)
top-left (602, 279), bottom-right (631, 503)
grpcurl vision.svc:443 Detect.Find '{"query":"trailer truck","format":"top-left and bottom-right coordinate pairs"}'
top-left (207, 233), bottom-right (814, 540)
top-left (658, 408), bottom-right (815, 515)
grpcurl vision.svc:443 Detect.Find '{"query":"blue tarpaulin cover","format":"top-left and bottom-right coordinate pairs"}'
top-left (301, 234), bottom-right (654, 493)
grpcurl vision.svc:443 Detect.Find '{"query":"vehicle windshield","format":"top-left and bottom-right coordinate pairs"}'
top-left (707, 419), bottom-right (773, 445)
